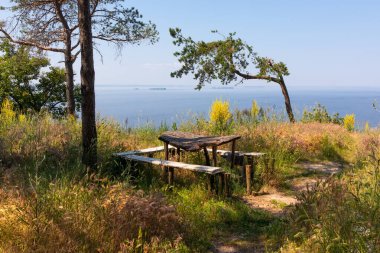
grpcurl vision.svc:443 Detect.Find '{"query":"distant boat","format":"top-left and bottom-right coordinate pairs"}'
top-left (149, 87), bottom-right (166, 90)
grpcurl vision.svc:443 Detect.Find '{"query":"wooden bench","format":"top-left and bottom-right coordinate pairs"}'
top-left (115, 146), bottom-right (266, 195)
top-left (114, 148), bottom-right (232, 196)
top-left (123, 154), bottom-right (223, 175)
top-left (205, 148), bottom-right (267, 194)
top-left (115, 145), bottom-right (175, 157)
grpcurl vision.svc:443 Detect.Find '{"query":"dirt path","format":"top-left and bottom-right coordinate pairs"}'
top-left (211, 161), bottom-right (344, 253)
top-left (242, 161), bottom-right (344, 216)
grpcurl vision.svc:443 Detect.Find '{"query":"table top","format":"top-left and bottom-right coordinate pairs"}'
top-left (159, 131), bottom-right (241, 152)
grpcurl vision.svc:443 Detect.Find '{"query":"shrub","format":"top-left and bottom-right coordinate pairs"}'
top-left (364, 121), bottom-right (370, 132)
top-left (0, 98), bottom-right (16, 124)
top-left (302, 103), bottom-right (342, 124)
top-left (209, 99), bottom-right (232, 134)
top-left (344, 114), bottom-right (355, 131)
top-left (251, 100), bottom-right (260, 121)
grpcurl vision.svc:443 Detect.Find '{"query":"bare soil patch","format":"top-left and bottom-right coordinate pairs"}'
top-left (211, 161), bottom-right (345, 252)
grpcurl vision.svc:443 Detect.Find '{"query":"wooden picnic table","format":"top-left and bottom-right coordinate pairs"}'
top-left (159, 131), bottom-right (241, 168)
top-left (159, 131), bottom-right (240, 188)
top-left (115, 131), bottom-right (264, 195)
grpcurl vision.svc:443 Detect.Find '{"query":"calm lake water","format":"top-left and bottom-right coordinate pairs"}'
top-left (95, 85), bottom-right (380, 128)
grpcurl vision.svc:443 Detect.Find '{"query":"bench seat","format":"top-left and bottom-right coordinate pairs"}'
top-left (123, 154), bottom-right (223, 175)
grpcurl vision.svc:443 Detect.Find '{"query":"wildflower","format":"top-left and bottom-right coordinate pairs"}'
top-left (343, 114), bottom-right (355, 131)
top-left (0, 99), bottom-right (16, 123)
top-left (251, 100), bottom-right (260, 120)
top-left (209, 99), bottom-right (232, 134)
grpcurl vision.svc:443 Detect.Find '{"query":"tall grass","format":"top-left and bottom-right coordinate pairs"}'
top-left (277, 131), bottom-right (380, 253)
top-left (1, 100), bottom-right (376, 252)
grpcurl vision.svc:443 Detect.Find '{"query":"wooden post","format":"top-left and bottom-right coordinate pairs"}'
top-left (147, 154), bottom-right (154, 185)
top-left (203, 147), bottom-right (211, 166)
top-left (240, 157), bottom-right (247, 184)
top-left (264, 157), bottom-right (270, 184)
top-left (176, 148), bottom-right (181, 162)
top-left (168, 148), bottom-right (180, 186)
top-left (170, 148), bottom-right (176, 157)
top-left (212, 146), bottom-right (217, 167)
top-left (251, 156), bottom-right (256, 181)
top-left (164, 142), bottom-right (169, 182)
top-left (224, 173), bottom-right (231, 197)
top-left (230, 140), bottom-right (236, 170)
top-left (217, 173), bottom-right (224, 195)
top-left (246, 165), bottom-right (252, 195)
top-left (271, 158), bottom-right (276, 177)
top-left (208, 175), bottom-right (215, 193)
top-left (168, 168), bottom-right (174, 185)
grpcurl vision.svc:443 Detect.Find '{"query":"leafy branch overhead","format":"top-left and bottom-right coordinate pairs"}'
top-left (169, 28), bottom-right (289, 90)
top-left (169, 28), bottom-right (295, 123)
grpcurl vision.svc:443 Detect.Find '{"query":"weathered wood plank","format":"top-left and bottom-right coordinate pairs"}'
top-left (246, 165), bottom-right (252, 195)
top-left (243, 152), bottom-right (266, 157)
top-left (230, 140), bottom-right (236, 169)
top-left (212, 146), bottom-right (217, 166)
top-left (159, 131), bottom-right (241, 151)
top-left (203, 147), bottom-right (211, 166)
top-left (124, 154), bottom-right (223, 175)
top-left (205, 148), bottom-right (265, 157)
top-left (114, 145), bottom-right (175, 157)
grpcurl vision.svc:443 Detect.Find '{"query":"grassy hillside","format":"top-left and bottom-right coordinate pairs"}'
top-left (0, 102), bottom-right (379, 252)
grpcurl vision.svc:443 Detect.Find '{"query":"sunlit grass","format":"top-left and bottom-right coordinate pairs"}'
top-left (0, 101), bottom-right (379, 252)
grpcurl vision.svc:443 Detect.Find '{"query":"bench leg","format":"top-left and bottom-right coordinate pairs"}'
top-left (264, 157), bottom-right (270, 184)
top-left (212, 146), bottom-right (217, 167)
top-left (246, 165), bottom-right (252, 195)
top-left (176, 148), bottom-right (181, 162)
top-left (271, 158), bottom-right (276, 178)
top-left (168, 168), bottom-right (174, 185)
top-left (164, 142), bottom-right (169, 183)
top-left (217, 173), bottom-right (224, 195)
top-left (208, 174), bottom-right (215, 193)
top-left (224, 173), bottom-right (232, 197)
top-left (230, 140), bottom-right (236, 170)
top-left (240, 157), bottom-right (246, 184)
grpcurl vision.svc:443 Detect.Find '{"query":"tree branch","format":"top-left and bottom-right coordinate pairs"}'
top-left (234, 70), bottom-right (281, 84)
top-left (72, 50), bottom-right (81, 62)
top-left (0, 28), bottom-right (64, 53)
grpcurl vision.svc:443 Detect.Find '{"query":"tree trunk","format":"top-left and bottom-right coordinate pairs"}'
top-left (78, 0), bottom-right (97, 171)
top-left (278, 76), bottom-right (295, 123)
top-left (64, 51), bottom-right (75, 116)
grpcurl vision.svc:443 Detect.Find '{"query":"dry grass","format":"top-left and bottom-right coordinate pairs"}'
top-left (0, 179), bottom-right (185, 252)
top-left (0, 107), bottom-right (376, 252)
top-left (238, 122), bottom-right (354, 161)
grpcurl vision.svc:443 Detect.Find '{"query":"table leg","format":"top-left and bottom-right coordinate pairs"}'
top-left (240, 157), bottom-right (246, 184)
top-left (208, 174), bottom-right (215, 193)
top-left (246, 165), bottom-right (252, 195)
top-left (176, 148), bottom-right (181, 162)
top-left (168, 148), bottom-right (180, 185)
top-left (164, 142), bottom-right (169, 183)
top-left (217, 173), bottom-right (224, 195)
top-left (212, 146), bottom-right (217, 167)
top-left (224, 173), bottom-right (231, 197)
top-left (230, 140), bottom-right (236, 170)
top-left (203, 147), bottom-right (211, 166)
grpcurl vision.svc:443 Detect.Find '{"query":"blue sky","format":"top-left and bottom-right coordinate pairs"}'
top-left (2, 0), bottom-right (380, 89)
